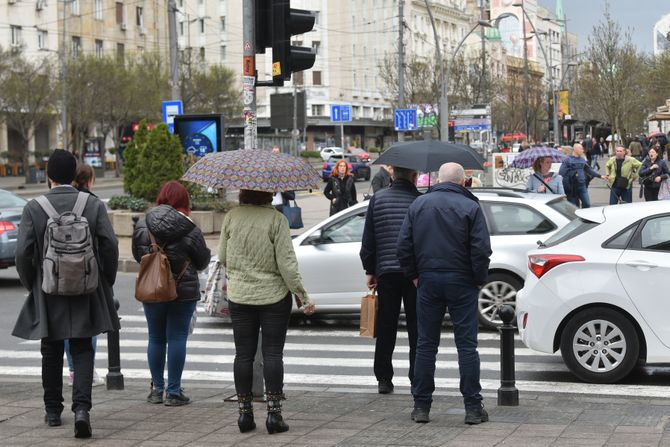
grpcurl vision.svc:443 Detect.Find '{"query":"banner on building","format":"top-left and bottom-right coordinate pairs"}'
top-left (557, 90), bottom-right (570, 119)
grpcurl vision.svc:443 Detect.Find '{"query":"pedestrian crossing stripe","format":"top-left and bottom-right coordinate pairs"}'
top-left (0, 366), bottom-right (668, 399)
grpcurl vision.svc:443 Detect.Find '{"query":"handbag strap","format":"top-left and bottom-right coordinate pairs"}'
top-left (533, 173), bottom-right (556, 194)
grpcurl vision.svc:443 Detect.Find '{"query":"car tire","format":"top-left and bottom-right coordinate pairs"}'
top-left (477, 273), bottom-right (522, 329)
top-left (560, 307), bottom-right (639, 384)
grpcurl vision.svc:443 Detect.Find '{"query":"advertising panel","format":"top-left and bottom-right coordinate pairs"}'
top-left (173, 114), bottom-right (225, 158)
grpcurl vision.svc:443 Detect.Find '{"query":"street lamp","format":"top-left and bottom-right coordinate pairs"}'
top-left (440, 19), bottom-right (493, 142)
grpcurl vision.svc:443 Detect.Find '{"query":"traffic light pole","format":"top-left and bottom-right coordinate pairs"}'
top-left (243, 1), bottom-right (258, 150)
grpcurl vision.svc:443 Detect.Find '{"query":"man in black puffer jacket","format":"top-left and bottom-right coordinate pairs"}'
top-left (360, 166), bottom-right (420, 395)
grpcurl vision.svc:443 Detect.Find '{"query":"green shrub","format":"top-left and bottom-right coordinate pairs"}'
top-left (125, 122), bottom-right (184, 202)
top-left (191, 198), bottom-right (238, 213)
top-left (300, 150), bottom-right (321, 159)
top-left (108, 195), bottom-right (149, 212)
top-left (122, 120), bottom-right (149, 195)
top-left (367, 147), bottom-right (382, 153)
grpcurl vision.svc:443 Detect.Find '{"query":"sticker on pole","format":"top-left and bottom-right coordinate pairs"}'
top-left (243, 56), bottom-right (255, 76)
top-left (272, 62), bottom-right (282, 77)
top-left (244, 41), bottom-right (253, 52)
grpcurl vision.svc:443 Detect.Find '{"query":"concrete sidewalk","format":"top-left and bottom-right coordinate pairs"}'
top-left (0, 379), bottom-right (668, 446)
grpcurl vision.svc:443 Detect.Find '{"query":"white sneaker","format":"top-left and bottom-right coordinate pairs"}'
top-left (68, 371), bottom-right (74, 387)
top-left (92, 370), bottom-right (105, 387)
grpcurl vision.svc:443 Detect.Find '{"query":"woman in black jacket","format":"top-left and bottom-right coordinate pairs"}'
top-left (639, 147), bottom-right (670, 201)
top-left (132, 181), bottom-right (211, 406)
top-left (324, 159), bottom-right (357, 216)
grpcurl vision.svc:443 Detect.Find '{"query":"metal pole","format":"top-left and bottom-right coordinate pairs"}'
top-left (168, 0), bottom-right (180, 100)
top-left (424, 0), bottom-right (445, 142)
top-left (398, 0), bottom-right (405, 142)
top-left (340, 121), bottom-right (345, 149)
top-left (521, 2), bottom-right (530, 139)
top-left (292, 82), bottom-right (298, 156)
top-left (497, 305), bottom-right (519, 406)
top-left (61, 0), bottom-right (68, 151)
top-left (243, 1), bottom-right (257, 150)
top-left (480, 0), bottom-right (486, 104)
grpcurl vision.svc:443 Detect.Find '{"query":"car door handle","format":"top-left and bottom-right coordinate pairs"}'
top-left (625, 261), bottom-right (658, 269)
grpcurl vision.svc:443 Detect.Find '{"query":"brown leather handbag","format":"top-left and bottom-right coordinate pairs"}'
top-left (135, 233), bottom-right (189, 303)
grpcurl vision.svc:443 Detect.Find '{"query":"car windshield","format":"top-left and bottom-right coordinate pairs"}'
top-left (542, 217), bottom-right (599, 248)
top-left (547, 197), bottom-right (578, 220)
top-left (0, 191), bottom-right (27, 209)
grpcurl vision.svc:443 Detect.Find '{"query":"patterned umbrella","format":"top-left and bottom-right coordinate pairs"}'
top-left (182, 149), bottom-right (321, 192)
top-left (510, 146), bottom-right (567, 169)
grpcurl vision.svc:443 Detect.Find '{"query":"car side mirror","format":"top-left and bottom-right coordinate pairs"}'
top-left (304, 229), bottom-right (322, 245)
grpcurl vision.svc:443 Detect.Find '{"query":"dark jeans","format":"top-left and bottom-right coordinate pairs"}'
top-left (41, 337), bottom-right (93, 414)
top-left (64, 337), bottom-right (97, 372)
top-left (143, 300), bottom-right (197, 395)
top-left (609, 186), bottom-right (633, 204)
top-left (567, 184), bottom-right (591, 208)
top-left (412, 272), bottom-right (482, 411)
top-left (375, 273), bottom-right (417, 384)
top-left (230, 294), bottom-right (292, 395)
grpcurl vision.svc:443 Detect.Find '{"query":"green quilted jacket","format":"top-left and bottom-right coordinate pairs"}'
top-left (217, 204), bottom-right (311, 307)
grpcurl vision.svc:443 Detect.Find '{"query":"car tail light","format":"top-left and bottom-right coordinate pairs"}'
top-left (522, 313), bottom-right (528, 329)
top-left (528, 254), bottom-right (585, 278)
top-left (323, 163), bottom-right (328, 169)
top-left (0, 221), bottom-right (16, 236)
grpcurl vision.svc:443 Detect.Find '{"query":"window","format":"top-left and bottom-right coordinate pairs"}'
top-left (10, 25), bottom-right (22, 47)
top-left (220, 16), bottom-right (226, 31)
top-left (71, 36), bottom-right (81, 57)
top-left (94, 0), bottom-right (103, 20)
top-left (311, 104), bottom-right (324, 116)
top-left (314, 10), bottom-right (320, 25)
top-left (199, 19), bottom-right (205, 33)
top-left (199, 47), bottom-right (205, 59)
top-left (116, 2), bottom-right (124, 24)
top-left (603, 224), bottom-right (639, 250)
top-left (639, 216), bottom-right (670, 251)
top-left (312, 41), bottom-right (320, 55)
top-left (71, 0), bottom-right (80, 15)
top-left (95, 39), bottom-right (104, 57)
top-left (543, 218), bottom-right (598, 248)
top-left (293, 71), bottom-right (304, 85)
top-left (312, 71), bottom-right (321, 86)
top-left (136, 7), bottom-right (144, 27)
top-left (547, 197), bottom-right (578, 220)
top-left (319, 212), bottom-right (367, 244)
top-left (37, 29), bottom-right (47, 49)
top-left (483, 203), bottom-right (556, 235)
top-left (180, 22), bottom-right (184, 36)
top-left (116, 43), bottom-right (125, 59)
top-left (220, 45), bottom-right (226, 61)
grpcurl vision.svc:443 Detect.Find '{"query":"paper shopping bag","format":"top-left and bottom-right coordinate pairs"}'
top-left (359, 290), bottom-right (378, 338)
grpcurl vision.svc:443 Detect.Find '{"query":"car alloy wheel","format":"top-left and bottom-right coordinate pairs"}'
top-left (477, 273), bottom-right (522, 329)
top-left (560, 307), bottom-right (639, 383)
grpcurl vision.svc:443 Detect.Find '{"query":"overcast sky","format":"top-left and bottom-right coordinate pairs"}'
top-left (538, 0), bottom-right (669, 53)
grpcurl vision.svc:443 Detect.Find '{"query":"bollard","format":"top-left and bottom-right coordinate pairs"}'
top-left (497, 305), bottom-right (518, 406)
top-left (106, 298), bottom-right (124, 390)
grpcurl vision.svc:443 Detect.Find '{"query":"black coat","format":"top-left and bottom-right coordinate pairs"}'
top-left (371, 168), bottom-right (392, 193)
top-left (360, 179), bottom-right (420, 277)
top-left (132, 205), bottom-right (211, 301)
top-left (639, 158), bottom-right (670, 190)
top-left (397, 182), bottom-right (492, 286)
top-left (13, 186), bottom-right (120, 341)
top-left (324, 175), bottom-right (357, 216)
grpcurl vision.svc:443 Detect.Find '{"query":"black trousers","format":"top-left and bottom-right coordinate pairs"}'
top-left (644, 186), bottom-right (659, 202)
top-left (374, 273), bottom-right (417, 384)
top-left (229, 294), bottom-right (292, 395)
top-left (41, 337), bottom-right (94, 414)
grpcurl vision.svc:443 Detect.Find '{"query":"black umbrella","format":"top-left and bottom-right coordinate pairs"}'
top-left (372, 140), bottom-right (485, 171)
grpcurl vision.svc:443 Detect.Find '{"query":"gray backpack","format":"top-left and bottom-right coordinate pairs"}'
top-left (35, 192), bottom-right (99, 296)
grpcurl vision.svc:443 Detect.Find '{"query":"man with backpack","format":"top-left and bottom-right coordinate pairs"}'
top-left (559, 143), bottom-right (607, 208)
top-left (12, 149), bottom-right (119, 439)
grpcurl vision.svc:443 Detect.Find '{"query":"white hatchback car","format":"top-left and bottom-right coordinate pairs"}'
top-left (517, 201), bottom-right (670, 383)
top-left (293, 189), bottom-right (576, 328)
top-left (319, 147), bottom-right (344, 162)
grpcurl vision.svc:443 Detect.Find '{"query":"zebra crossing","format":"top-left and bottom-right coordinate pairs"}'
top-left (4, 307), bottom-right (670, 398)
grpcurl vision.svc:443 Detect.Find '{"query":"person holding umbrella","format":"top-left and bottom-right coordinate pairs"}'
top-left (324, 159), bottom-right (358, 216)
top-left (526, 157), bottom-right (564, 194)
top-left (183, 149), bottom-right (321, 435)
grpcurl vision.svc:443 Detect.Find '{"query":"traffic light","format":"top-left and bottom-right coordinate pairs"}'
top-left (255, 0), bottom-right (316, 86)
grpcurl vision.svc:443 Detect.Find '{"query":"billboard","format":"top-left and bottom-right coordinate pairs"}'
top-left (173, 114), bottom-right (225, 157)
top-left (557, 90), bottom-right (570, 119)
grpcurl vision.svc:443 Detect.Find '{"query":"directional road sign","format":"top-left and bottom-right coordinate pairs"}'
top-left (162, 100), bottom-right (183, 134)
top-left (330, 104), bottom-right (352, 123)
top-left (394, 108), bottom-right (417, 131)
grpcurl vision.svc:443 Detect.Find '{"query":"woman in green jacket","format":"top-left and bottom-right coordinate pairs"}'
top-left (218, 189), bottom-right (316, 435)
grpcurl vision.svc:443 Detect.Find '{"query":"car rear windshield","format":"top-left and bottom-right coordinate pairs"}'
top-left (0, 191), bottom-right (27, 209)
top-left (547, 197), bottom-right (578, 220)
top-left (542, 217), bottom-right (599, 248)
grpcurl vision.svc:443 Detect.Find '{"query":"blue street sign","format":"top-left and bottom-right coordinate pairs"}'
top-left (330, 104), bottom-right (341, 122)
top-left (341, 104), bottom-right (352, 122)
top-left (162, 100), bottom-right (183, 134)
top-left (394, 109), bottom-right (417, 131)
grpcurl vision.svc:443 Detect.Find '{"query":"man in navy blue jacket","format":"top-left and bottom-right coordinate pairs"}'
top-left (559, 143), bottom-right (606, 208)
top-left (397, 163), bottom-right (492, 425)
top-left (360, 166), bottom-right (420, 395)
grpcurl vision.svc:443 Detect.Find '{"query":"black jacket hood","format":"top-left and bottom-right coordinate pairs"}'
top-left (146, 205), bottom-right (195, 242)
